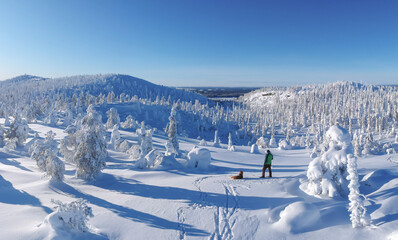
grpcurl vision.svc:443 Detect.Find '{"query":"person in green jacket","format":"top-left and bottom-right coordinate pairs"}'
top-left (261, 150), bottom-right (273, 178)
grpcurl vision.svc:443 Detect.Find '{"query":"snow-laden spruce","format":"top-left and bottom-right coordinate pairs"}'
top-left (30, 131), bottom-right (65, 181)
top-left (73, 105), bottom-right (107, 180)
top-left (347, 153), bottom-right (370, 228)
top-left (303, 125), bottom-right (352, 197)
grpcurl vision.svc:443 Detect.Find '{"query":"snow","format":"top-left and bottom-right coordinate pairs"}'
top-left (1, 122), bottom-right (397, 239)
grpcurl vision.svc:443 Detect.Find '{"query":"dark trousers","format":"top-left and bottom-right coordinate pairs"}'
top-left (262, 164), bottom-right (272, 177)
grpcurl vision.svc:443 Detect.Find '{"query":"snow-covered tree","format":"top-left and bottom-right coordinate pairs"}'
top-left (213, 130), bottom-right (221, 147)
top-left (141, 129), bottom-right (153, 156)
top-left (106, 107), bottom-right (120, 129)
top-left (121, 115), bottom-right (136, 129)
top-left (5, 115), bottom-right (30, 146)
top-left (109, 125), bottom-right (122, 150)
top-left (60, 126), bottom-right (78, 163)
top-left (0, 125), bottom-right (4, 147)
top-left (167, 107), bottom-right (179, 155)
top-left (256, 137), bottom-right (268, 149)
top-left (269, 134), bottom-right (277, 148)
top-left (305, 125), bottom-right (352, 198)
top-left (227, 132), bottom-right (235, 151)
top-left (74, 105), bottom-right (107, 180)
top-left (347, 154), bottom-right (370, 228)
top-left (31, 131), bottom-right (65, 181)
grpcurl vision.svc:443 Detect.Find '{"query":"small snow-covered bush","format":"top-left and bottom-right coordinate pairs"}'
top-left (187, 147), bottom-right (211, 170)
top-left (121, 115), bottom-right (137, 129)
top-left (199, 139), bottom-right (207, 146)
top-left (48, 199), bottom-right (93, 232)
top-left (128, 145), bottom-right (142, 160)
top-left (250, 144), bottom-right (259, 154)
top-left (167, 107), bottom-right (179, 154)
top-left (109, 125), bottom-right (122, 150)
top-left (269, 136), bottom-right (277, 148)
top-left (278, 139), bottom-right (292, 150)
top-left (118, 140), bottom-right (131, 152)
top-left (256, 137), bottom-right (268, 148)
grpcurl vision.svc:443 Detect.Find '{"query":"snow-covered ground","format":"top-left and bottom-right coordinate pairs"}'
top-left (1, 122), bottom-right (397, 240)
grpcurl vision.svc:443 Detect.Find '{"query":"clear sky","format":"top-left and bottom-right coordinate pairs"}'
top-left (0, 0), bottom-right (397, 86)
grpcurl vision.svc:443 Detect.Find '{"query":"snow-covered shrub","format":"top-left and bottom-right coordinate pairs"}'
top-left (118, 140), bottom-right (130, 152)
top-left (4, 137), bottom-right (17, 151)
top-left (154, 153), bottom-right (180, 169)
top-left (121, 115), bottom-right (137, 129)
top-left (199, 139), bottom-right (207, 146)
top-left (128, 145), bottom-right (142, 160)
top-left (5, 116), bottom-right (30, 146)
top-left (74, 105), bottom-right (107, 180)
top-left (167, 107), bottom-right (179, 154)
top-left (31, 131), bottom-right (65, 181)
top-left (269, 136), bottom-right (277, 148)
top-left (106, 107), bottom-right (120, 129)
top-left (48, 199), bottom-right (93, 232)
top-left (278, 139), bottom-right (292, 150)
top-left (250, 144), bottom-right (260, 154)
top-left (256, 137), bottom-right (268, 148)
top-left (304, 125), bottom-right (352, 198)
top-left (44, 109), bottom-right (58, 126)
top-left (135, 149), bottom-right (161, 169)
top-left (187, 147), bottom-right (211, 170)
top-left (347, 154), bottom-right (370, 228)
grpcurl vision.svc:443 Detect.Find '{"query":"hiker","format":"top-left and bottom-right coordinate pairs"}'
top-left (261, 150), bottom-right (273, 178)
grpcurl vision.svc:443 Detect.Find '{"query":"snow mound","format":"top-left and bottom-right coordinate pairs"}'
top-left (187, 147), bottom-right (211, 170)
top-left (389, 230), bottom-right (398, 240)
top-left (274, 202), bottom-right (320, 233)
top-left (360, 169), bottom-right (396, 195)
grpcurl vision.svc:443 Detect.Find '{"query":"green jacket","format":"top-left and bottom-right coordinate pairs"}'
top-left (264, 153), bottom-right (273, 165)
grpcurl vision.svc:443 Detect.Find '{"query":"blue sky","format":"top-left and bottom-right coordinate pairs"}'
top-left (0, 0), bottom-right (397, 86)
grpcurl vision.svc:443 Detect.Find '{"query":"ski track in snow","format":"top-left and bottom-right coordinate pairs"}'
top-left (191, 176), bottom-right (244, 240)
